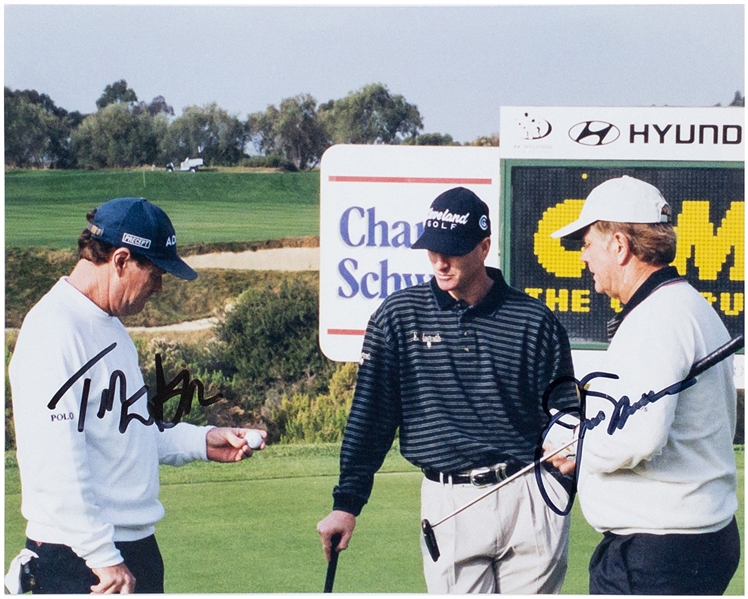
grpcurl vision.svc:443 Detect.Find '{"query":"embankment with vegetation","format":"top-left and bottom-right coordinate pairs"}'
top-left (6, 252), bottom-right (344, 450)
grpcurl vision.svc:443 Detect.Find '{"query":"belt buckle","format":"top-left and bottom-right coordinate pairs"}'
top-left (469, 463), bottom-right (507, 487)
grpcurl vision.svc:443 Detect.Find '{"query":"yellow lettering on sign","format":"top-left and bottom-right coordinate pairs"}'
top-left (521, 288), bottom-right (743, 316)
top-left (537, 199), bottom-right (744, 283)
top-left (700, 292), bottom-right (717, 306)
top-left (673, 201), bottom-right (744, 281)
top-left (546, 289), bottom-right (569, 312)
top-left (571, 289), bottom-right (591, 312)
top-left (534, 200), bottom-right (586, 278)
top-left (721, 293), bottom-right (744, 316)
top-left (523, 288), bottom-right (593, 313)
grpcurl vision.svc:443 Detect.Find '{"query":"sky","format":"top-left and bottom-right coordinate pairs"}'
top-left (3, 3), bottom-right (745, 144)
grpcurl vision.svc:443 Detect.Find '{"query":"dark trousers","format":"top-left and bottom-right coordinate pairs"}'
top-left (25, 534), bottom-right (165, 594)
top-left (589, 517), bottom-right (740, 595)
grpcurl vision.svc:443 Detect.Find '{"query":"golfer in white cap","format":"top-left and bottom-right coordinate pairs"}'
top-left (551, 176), bottom-right (740, 595)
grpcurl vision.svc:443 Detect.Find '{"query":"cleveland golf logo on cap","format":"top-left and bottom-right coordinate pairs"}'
top-left (425, 208), bottom-right (471, 230)
top-left (122, 232), bottom-right (152, 249)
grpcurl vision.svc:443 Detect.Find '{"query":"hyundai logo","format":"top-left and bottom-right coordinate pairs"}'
top-left (569, 121), bottom-right (620, 146)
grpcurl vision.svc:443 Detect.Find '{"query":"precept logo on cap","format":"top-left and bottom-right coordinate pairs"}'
top-left (122, 233), bottom-right (152, 249)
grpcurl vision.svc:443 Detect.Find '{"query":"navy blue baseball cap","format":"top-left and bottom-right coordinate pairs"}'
top-left (87, 197), bottom-right (197, 280)
top-left (412, 187), bottom-right (491, 256)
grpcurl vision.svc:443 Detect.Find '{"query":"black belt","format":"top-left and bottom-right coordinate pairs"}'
top-left (422, 462), bottom-right (513, 487)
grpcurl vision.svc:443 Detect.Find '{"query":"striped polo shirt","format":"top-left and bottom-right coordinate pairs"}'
top-left (333, 267), bottom-right (578, 516)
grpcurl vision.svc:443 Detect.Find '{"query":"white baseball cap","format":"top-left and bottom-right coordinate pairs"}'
top-left (551, 176), bottom-right (671, 240)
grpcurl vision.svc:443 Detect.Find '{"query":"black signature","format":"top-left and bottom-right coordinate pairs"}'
top-left (47, 343), bottom-right (223, 433)
top-left (533, 370), bottom-right (697, 516)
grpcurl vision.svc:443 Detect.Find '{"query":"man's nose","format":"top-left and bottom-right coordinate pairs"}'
top-left (432, 254), bottom-right (450, 269)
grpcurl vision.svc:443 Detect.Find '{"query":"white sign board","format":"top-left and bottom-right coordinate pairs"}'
top-left (500, 106), bottom-right (744, 161)
top-left (319, 145), bottom-right (501, 362)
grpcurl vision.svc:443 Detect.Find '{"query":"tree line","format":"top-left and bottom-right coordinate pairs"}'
top-left (7, 80), bottom-right (742, 172)
top-left (5, 79), bottom-right (498, 171)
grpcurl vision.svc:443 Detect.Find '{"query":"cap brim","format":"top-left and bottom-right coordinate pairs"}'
top-left (150, 256), bottom-right (198, 280)
top-left (412, 230), bottom-right (480, 256)
top-left (550, 217), bottom-right (596, 240)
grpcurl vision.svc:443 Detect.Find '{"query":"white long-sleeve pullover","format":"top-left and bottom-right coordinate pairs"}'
top-left (9, 278), bottom-right (210, 569)
top-left (578, 281), bottom-right (738, 535)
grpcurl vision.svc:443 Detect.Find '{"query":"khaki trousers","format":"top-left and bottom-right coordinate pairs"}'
top-left (420, 469), bottom-right (570, 594)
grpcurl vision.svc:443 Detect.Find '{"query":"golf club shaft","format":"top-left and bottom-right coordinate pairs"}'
top-left (430, 439), bottom-right (577, 529)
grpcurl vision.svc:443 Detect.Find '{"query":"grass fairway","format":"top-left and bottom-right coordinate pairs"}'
top-left (5, 446), bottom-right (744, 594)
top-left (5, 169), bottom-right (319, 248)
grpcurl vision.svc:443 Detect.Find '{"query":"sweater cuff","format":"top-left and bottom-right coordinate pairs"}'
top-left (158, 423), bottom-right (212, 465)
top-left (81, 543), bottom-right (123, 570)
top-left (332, 490), bottom-right (367, 517)
top-left (178, 423), bottom-right (212, 462)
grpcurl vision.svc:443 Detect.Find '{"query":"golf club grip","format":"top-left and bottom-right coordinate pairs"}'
top-left (324, 533), bottom-right (342, 593)
top-left (688, 336), bottom-right (744, 379)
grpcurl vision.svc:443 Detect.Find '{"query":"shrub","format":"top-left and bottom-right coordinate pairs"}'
top-left (239, 155), bottom-right (298, 172)
top-left (137, 336), bottom-right (237, 427)
top-left (275, 362), bottom-right (358, 443)
top-left (216, 278), bottom-right (335, 411)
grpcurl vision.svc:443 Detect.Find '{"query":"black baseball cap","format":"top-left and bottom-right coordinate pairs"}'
top-left (87, 197), bottom-right (198, 280)
top-left (412, 187), bottom-right (491, 256)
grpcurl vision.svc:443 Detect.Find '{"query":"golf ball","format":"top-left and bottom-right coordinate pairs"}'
top-left (244, 430), bottom-right (264, 450)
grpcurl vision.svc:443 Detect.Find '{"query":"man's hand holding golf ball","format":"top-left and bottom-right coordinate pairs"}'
top-left (205, 428), bottom-right (267, 462)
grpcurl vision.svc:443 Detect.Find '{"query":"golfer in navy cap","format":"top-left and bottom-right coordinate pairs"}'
top-left (318, 187), bottom-right (578, 593)
top-left (7, 198), bottom-right (266, 594)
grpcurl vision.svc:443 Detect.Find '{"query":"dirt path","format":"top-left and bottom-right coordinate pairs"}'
top-left (184, 247), bottom-right (319, 271)
top-left (130, 248), bottom-right (320, 333)
top-left (127, 317), bottom-right (220, 333)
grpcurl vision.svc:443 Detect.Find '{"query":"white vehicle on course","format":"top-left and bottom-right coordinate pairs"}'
top-left (166, 157), bottom-right (203, 172)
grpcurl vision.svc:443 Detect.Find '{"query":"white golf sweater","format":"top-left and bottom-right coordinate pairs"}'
top-left (578, 280), bottom-right (738, 535)
top-left (9, 278), bottom-right (210, 569)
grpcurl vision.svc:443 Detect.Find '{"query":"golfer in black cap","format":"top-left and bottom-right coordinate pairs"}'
top-left (318, 187), bottom-right (578, 593)
top-left (8, 198), bottom-right (266, 594)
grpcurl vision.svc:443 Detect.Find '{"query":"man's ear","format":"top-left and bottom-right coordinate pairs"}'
top-left (611, 232), bottom-right (632, 265)
top-left (478, 236), bottom-right (491, 260)
top-left (111, 247), bottom-right (132, 276)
